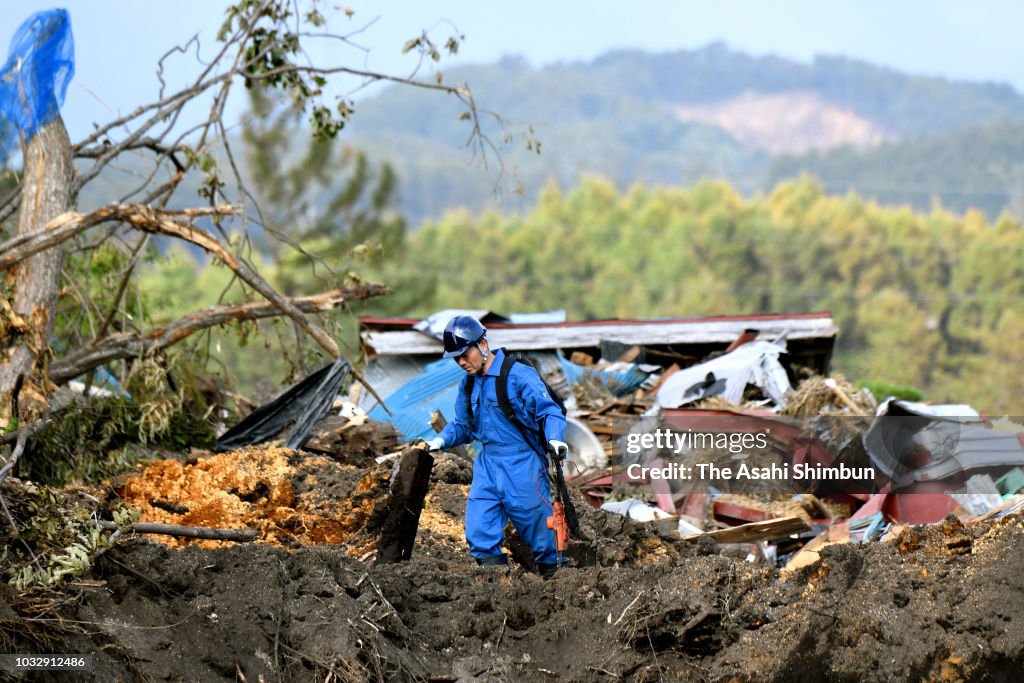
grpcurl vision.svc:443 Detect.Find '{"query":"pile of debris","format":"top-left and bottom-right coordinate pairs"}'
top-left (4, 310), bottom-right (1024, 680)
top-left (558, 338), bottom-right (1024, 573)
top-left (353, 310), bottom-right (1024, 573)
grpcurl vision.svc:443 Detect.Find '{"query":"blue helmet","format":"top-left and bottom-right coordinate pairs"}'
top-left (442, 315), bottom-right (486, 358)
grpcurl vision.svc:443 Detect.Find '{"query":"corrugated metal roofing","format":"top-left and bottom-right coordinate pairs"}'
top-left (367, 357), bottom-right (466, 441)
top-left (509, 310), bottom-right (567, 324)
top-left (356, 355), bottom-right (431, 413)
top-left (361, 311), bottom-right (836, 330)
top-left (524, 351), bottom-right (562, 377)
top-left (363, 313), bottom-right (838, 356)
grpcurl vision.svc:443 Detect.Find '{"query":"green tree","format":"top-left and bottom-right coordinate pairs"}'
top-left (382, 174), bottom-right (1024, 413)
top-left (242, 85), bottom-right (407, 294)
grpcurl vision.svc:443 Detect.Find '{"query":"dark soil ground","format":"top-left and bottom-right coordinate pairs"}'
top-left (3, 439), bottom-right (1023, 682)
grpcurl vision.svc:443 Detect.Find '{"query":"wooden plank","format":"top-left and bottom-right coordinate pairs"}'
top-left (376, 447), bottom-right (434, 563)
top-left (970, 493), bottom-right (1024, 523)
top-left (570, 350), bottom-right (594, 366)
top-left (303, 414), bottom-right (369, 455)
top-left (570, 465), bottom-right (622, 487)
top-left (781, 530), bottom-right (836, 575)
top-left (615, 345), bottom-right (642, 363)
top-left (713, 500), bottom-right (772, 524)
top-left (684, 515), bottom-right (809, 544)
top-left (590, 399), bottom-right (619, 416)
top-left (587, 422), bottom-right (631, 436)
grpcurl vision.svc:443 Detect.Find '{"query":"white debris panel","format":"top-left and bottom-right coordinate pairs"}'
top-left (654, 341), bottom-right (792, 409)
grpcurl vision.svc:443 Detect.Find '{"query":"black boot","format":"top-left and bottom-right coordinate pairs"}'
top-left (475, 553), bottom-right (508, 567)
top-left (536, 562), bottom-right (559, 580)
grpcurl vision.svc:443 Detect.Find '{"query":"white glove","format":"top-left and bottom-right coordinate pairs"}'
top-left (548, 440), bottom-right (569, 460)
top-left (425, 437), bottom-right (444, 452)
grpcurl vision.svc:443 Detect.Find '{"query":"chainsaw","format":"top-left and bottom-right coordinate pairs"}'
top-left (545, 442), bottom-right (581, 556)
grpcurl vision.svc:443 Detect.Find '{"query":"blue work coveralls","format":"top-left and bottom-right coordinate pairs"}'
top-left (437, 349), bottom-right (566, 565)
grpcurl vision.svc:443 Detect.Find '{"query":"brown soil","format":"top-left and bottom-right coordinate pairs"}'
top-left (108, 446), bottom-right (390, 554)
top-left (3, 430), bottom-right (1023, 682)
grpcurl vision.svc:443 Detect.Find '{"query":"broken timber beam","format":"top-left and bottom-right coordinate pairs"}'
top-left (683, 515), bottom-right (810, 545)
top-left (376, 446), bottom-right (434, 564)
top-left (97, 520), bottom-right (258, 542)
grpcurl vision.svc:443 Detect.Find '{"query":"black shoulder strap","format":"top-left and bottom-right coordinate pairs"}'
top-left (464, 374), bottom-right (475, 426)
top-left (495, 349), bottom-right (568, 458)
top-left (495, 350), bottom-right (520, 429)
top-left (501, 351), bottom-right (567, 414)
top-left (497, 350), bottom-right (544, 456)
top-left (463, 350), bottom-right (566, 453)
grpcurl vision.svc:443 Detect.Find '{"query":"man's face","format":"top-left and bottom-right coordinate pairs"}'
top-left (455, 344), bottom-right (486, 374)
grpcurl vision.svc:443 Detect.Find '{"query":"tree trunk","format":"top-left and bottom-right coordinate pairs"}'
top-left (0, 117), bottom-right (73, 423)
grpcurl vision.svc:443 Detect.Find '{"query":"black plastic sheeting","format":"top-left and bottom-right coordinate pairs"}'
top-left (215, 356), bottom-right (352, 452)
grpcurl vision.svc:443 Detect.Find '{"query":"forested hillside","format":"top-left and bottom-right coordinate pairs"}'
top-left (766, 118), bottom-right (1024, 218)
top-left (341, 44), bottom-right (1024, 224)
top-left (76, 44), bottom-right (1024, 227)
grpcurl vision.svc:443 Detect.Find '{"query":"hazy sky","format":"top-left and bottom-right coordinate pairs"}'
top-left (3, 1), bottom-right (1024, 142)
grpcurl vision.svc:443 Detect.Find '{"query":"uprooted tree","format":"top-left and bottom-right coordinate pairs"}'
top-left (0, 1), bottom-right (506, 463)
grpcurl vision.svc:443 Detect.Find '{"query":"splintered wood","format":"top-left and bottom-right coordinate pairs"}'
top-left (376, 447), bottom-right (434, 563)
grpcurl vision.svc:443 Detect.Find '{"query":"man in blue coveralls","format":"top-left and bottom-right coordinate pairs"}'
top-left (421, 315), bottom-right (570, 577)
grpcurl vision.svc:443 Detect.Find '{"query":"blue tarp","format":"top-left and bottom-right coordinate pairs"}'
top-left (0, 9), bottom-right (74, 161)
top-left (368, 357), bottom-right (466, 442)
top-left (557, 355), bottom-right (649, 396)
top-left (369, 353), bottom-right (651, 441)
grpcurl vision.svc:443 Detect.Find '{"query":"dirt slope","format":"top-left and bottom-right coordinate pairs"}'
top-left (3, 444), bottom-right (1023, 682)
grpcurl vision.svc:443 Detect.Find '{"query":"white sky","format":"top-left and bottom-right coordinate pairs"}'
top-left (2, 1), bottom-right (1023, 141)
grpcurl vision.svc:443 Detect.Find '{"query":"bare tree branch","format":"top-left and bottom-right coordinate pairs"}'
top-left (96, 520), bottom-right (258, 542)
top-left (3, 2), bottom-right (510, 424)
top-left (117, 207), bottom-right (343, 358)
top-left (2, 201), bottom-right (347, 360)
top-left (48, 284), bottom-right (388, 384)
top-left (0, 204), bottom-right (237, 270)
top-left (92, 234), bottom-right (150, 342)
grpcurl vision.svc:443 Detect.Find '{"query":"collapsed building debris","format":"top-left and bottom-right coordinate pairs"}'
top-left (5, 309), bottom-right (1024, 680)
top-left (349, 310), bottom-right (1024, 574)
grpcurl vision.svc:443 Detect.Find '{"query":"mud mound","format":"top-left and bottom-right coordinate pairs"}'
top-left (111, 446), bottom-right (391, 554)
top-left (109, 444), bottom-right (679, 571)
top-left (6, 426), bottom-right (1023, 681)
top-left (570, 490), bottom-right (690, 568)
top-left (709, 515), bottom-right (1024, 681)
top-left (5, 513), bottom-right (1020, 681)
top-left (303, 416), bottom-right (403, 466)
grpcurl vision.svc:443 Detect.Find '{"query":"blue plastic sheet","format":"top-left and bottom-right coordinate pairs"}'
top-left (557, 354), bottom-right (650, 396)
top-left (368, 357), bottom-right (466, 442)
top-left (0, 9), bottom-right (74, 161)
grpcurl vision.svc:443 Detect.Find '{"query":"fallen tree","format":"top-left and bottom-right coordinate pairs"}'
top-left (0, 1), bottom-right (502, 432)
